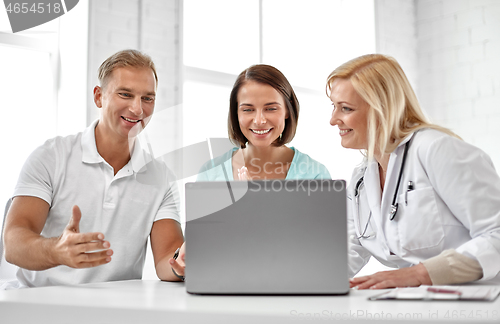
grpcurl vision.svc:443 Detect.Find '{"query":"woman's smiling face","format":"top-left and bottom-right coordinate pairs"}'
top-left (237, 81), bottom-right (289, 148)
top-left (329, 78), bottom-right (369, 150)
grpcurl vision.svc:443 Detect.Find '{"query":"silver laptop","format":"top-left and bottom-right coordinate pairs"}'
top-left (185, 180), bottom-right (349, 295)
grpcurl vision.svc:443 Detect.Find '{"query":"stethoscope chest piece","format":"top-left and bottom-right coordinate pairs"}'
top-left (389, 203), bottom-right (399, 221)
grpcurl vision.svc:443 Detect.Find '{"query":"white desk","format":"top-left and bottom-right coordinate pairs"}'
top-left (0, 280), bottom-right (498, 324)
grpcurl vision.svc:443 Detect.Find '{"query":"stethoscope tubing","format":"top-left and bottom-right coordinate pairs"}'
top-left (354, 180), bottom-right (373, 239)
top-left (353, 134), bottom-right (415, 239)
top-left (389, 139), bottom-right (411, 221)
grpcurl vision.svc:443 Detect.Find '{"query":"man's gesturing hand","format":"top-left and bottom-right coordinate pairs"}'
top-left (53, 205), bottom-right (113, 268)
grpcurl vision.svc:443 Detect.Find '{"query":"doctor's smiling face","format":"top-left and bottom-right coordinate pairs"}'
top-left (237, 80), bottom-right (289, 148)
top-left (329, 78), bottom-right (369, 150)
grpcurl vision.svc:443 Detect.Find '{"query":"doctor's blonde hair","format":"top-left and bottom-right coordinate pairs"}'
top-left (326, 54), bottom-right (458, 160)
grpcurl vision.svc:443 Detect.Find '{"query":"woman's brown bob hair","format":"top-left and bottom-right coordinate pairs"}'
top-left (228, 64), bottom-right (299, 148)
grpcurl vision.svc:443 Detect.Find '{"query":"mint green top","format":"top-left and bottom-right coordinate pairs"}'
top-left (196, 147), bottom-right (331, 181)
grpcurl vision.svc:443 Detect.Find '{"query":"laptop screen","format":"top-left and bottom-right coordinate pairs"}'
top-left (185, 180), bottom-right (349, 295)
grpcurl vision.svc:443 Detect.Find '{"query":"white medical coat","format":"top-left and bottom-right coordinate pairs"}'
top-left (347, 128), bottom-right (500, 283)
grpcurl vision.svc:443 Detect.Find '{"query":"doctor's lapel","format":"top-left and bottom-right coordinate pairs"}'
top-left (363, 161), bottom-right (386, 240)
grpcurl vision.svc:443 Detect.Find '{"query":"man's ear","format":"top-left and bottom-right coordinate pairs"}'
top-left (93, 86), bottom-right (103, 108)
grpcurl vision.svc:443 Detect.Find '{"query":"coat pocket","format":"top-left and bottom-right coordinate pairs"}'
top-left (397, 186), bottom-right (445, 251)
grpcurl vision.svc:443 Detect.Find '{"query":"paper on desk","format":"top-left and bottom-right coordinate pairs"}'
top-left (368, 285), bottom-right (500, 301)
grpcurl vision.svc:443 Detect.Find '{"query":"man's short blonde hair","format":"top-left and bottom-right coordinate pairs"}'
top-left (98, 49), bottom-right (158, 89)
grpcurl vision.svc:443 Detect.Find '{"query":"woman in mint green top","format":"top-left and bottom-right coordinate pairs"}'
top-left (197, 147), bottom-right (331, 181)
top-left (170, 65), bottom-right (331, 280)
top-left (196, 64), bottom-right (331, 181)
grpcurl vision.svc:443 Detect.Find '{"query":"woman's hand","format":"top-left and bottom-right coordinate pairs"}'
top-left (350, 263), bottom-right (432, 289)
top-left (168, 242), bottom-right (185, 280)
top-left (238, 166), bottom-right (252, 180)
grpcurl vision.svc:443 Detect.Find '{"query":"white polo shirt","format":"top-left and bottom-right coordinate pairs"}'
top-left (13, 120), bottom-right (180, 287)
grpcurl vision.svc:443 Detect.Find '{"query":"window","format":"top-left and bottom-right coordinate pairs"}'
top-left (0, 2), bottom-right (88, 225)
top-left (183, 0), bottom-right (376, 182)
top-left (183, 0), bottom-right (260, 75)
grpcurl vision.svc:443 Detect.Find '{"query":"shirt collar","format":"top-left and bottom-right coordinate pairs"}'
top-left (81, 119), bottom-right (103, 164)
top-left (81, 119), bottom-right (152, 173)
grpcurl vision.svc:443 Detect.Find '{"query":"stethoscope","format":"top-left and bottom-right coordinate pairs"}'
top-left (354, 138), bottom-right (412, 239)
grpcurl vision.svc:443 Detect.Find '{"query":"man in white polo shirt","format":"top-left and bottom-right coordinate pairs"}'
top-left (3, 50), bottom-right (184, 287)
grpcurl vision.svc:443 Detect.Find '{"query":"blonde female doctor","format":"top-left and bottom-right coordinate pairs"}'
top-left (327, 54), bottom-right (500, 289)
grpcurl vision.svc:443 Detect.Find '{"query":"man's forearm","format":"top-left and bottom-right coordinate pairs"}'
top-left (4, 226), bottom-right (60, 270)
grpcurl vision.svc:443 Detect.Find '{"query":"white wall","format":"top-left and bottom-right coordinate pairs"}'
top-left (375, 0), bottom-right (418, 93)
top-left (416, 0), bottom-right (500, 168)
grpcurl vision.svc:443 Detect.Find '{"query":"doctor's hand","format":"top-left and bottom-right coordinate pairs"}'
top-left (350, 263), bottom-right (432, 290)
top-left (169, 242), bottom-right (186, 279)
top-left (53, 205), bottom-right (113, 268)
